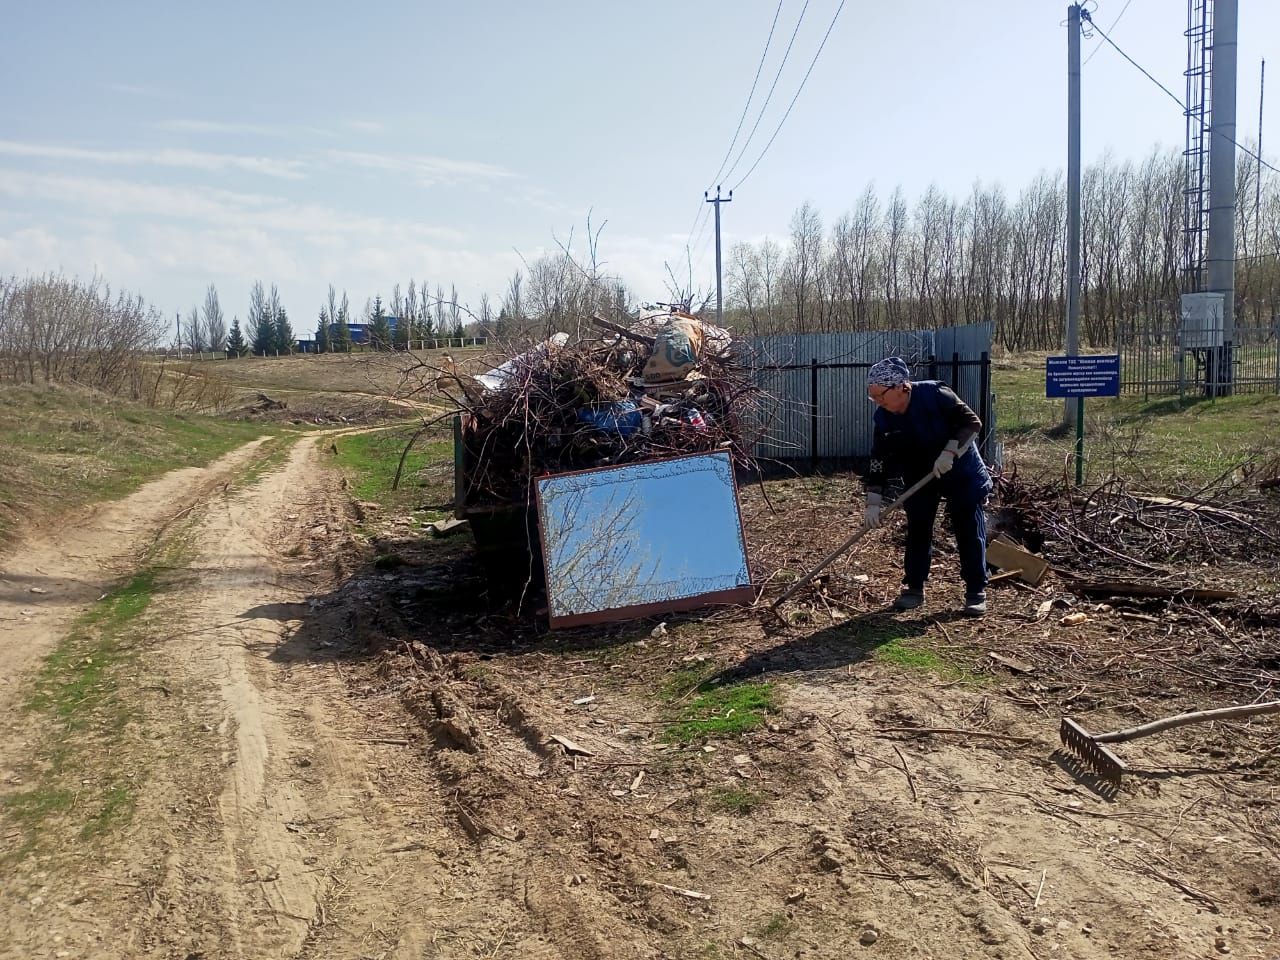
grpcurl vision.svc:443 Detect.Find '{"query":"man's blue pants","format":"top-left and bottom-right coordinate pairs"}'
top-left (901, 479), bottom-right (989, 595)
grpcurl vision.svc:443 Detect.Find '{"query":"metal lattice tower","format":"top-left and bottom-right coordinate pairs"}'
top-left (1182, 0), bottom-right (1213, 292)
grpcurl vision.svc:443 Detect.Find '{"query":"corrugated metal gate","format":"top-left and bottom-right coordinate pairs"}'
top-left (746, 323), bottom-right (995, 464)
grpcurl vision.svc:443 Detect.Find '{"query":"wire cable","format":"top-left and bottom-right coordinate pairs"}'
top-left (720, 0), bottom-right (812, 187)
top-left (678, 1), bottom-right (787, 264)
top-left (1082, 0), bottom-right (1134, 66)
top-left (730, 0), bottom-right (847, 191)
top-left (1083, 10), bottom-right (1280, 176)
top-left (704, 0), bottom-right (785, 191)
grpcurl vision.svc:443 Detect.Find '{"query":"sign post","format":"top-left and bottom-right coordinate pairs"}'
top-left (1046, 354), bottom-right (1121, 485)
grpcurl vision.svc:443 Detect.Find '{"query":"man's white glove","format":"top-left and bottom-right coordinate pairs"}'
top-left (864, 492), bottom-right (884, 529)
top-left (932, 439), bottom-right (961, 478)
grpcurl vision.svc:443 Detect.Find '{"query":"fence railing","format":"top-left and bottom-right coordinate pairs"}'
top-left (751, 352), bottom-right (993, 465)
top-left (165, 337), bottom-right (489, 361)
top-left (1118, 320), bottom-right (1280, 398)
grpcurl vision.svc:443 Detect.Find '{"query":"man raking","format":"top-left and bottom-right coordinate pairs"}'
top-left (864, 357), bottom-right (992, 617)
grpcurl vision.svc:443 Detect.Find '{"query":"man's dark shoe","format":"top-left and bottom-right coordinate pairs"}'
top-left (963, 591), bottom-right (987, 617)
top-left (893, 588), bottom-right (925, 612)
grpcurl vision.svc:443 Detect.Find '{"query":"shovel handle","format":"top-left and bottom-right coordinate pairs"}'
top-left (1095, 700), bottom-right (1280, 744)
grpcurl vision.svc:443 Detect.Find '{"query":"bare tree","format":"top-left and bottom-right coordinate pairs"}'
top-left (203, 284), bottom-right (227, 353)
top-left (183, 305), bottom-right (206, 353)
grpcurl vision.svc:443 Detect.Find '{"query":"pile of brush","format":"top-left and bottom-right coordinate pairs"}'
top-left (442, 312), bottom-right (765, 508)
top-left (991, 464), bottom-right (1280, 578)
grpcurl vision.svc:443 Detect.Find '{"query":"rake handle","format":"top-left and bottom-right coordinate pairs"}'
top-left (1095, 700), bottom-right (1280, 744)
top-left (769, 470), bottom-right (938, 611)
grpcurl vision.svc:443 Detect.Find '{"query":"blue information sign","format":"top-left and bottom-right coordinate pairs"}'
top-left (1045, 354), bottom-right (1120, 398)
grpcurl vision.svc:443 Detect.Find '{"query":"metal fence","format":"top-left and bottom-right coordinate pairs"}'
top-left (1118, 320), bottom-right (1280, 398)
top-left (746, 323), bottom-right (995, 465)
top-left (168, 337), bottom-right (490, 361)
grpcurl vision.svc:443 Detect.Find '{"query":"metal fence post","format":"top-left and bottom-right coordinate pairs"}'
top-left (1274, 319), bottom-right (1280, 394)
top-left (979, 351), bottom-right (991, 457)
top-left (809, 357), bottom-right (819, 471)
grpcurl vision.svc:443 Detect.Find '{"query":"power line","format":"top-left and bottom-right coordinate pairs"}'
top-left (730, 0), bottom-right (847, 191)
top-left (678, 1), bottom-right (787, 263)
top-left (720, 0), bottom-right (813, 187)
top-left (1083, 9), bottom-right (1280, 176)
top-left (704, 0), bottom-right (785, 191)
top-left (1081, 0), bottom-right (1134, 66)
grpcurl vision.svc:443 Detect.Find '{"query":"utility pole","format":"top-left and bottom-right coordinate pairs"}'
top-left (1206, 0), bottom-right (1239, 394)
top-left (1257, 59), bottom-right (1266, 258)
top-left (1064, 4), bottom-right (1083, 437)
top-left (705, 186), bottom-right (732, 325)
top-left (175, 311), bottom-right (182, 357)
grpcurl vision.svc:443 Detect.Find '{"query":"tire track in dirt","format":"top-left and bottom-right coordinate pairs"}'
top-left (124, 433), bottom-right (453, 959)
top-left (0, 437), bottom-right (271, 717)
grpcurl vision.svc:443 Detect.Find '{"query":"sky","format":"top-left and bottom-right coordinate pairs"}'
top-left (1, 0), bottom-right (1277, 334)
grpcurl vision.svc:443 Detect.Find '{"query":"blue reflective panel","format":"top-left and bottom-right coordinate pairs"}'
top-left (536, 453), bottom-right (751, 619)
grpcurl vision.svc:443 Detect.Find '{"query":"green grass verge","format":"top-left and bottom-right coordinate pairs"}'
top-left (992, 360), bottom-right (1280, 484)
top-left (2, 567), bottom-right (163, 860)
top-left (0, 383), bottom-right (272, 547)
top-left (331, 427), bottom-right (452, 518)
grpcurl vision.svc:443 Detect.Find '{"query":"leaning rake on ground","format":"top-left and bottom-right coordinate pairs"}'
top-left (1059, 700), bottom-right (1280, 789)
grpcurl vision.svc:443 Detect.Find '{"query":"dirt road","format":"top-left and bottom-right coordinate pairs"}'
top-left (1, 433), bottom-right (1276, 959)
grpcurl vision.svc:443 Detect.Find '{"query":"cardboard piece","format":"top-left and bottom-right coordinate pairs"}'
top-left (986, 536), bottom-right (1050, 585)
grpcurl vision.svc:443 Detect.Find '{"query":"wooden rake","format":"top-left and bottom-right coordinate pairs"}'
top-left (1060, 700), bottom-right (1280, 789)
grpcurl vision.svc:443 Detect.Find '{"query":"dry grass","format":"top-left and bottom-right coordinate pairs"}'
top-left (0, 382), bottom-right (271, 546)
top-left (209, 347), bottom-right (488, 398)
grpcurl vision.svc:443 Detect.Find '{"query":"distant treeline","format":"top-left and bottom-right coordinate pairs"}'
top-left (718, 147), bottom-right (1279, 350)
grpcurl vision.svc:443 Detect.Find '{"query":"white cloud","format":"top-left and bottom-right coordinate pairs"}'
top-left (156, 119), bottom-right (284, 137)
top-left (0, 167), bottom-right (519, 314)
top-left (0, 169), bottom-right (464, 243)
top-left (0, 140), bottom-right (307, 180)
top-left (345, 120), bottom-right (385, 134)
top-left (0, 226), bottom-right (61, 275)
top-left (326, 150), bottom-right (515, 186)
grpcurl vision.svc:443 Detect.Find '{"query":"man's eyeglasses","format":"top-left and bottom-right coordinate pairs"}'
top-left (867, 384), bottom-right (900, 404)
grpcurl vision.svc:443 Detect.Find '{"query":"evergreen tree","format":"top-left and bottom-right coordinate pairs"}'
top-left (368, 296), bottom-right (392, 351)
top-left (226, 316), bottom-right (248, 357)
top-left (334, 292), bottom-right (353, 352)
top-left (275, 305), bottom-right (295, 354)
top-left (392, 308), bottom-right (411, 351)
top-left (316, 309), bottom-right (331, 354)
top-left (249, 282), bottom-right (275, 356)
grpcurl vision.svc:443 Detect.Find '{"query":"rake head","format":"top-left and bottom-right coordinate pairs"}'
top-left (1060, 718), bottom-right (1127, 789)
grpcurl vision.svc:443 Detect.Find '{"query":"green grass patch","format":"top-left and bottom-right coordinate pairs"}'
top-left (755, 914), bottom-right (795, 940)
top-left (2, 567), bottom-right (164, 861)
top-left (663, 682), bottom-right (778, 744)
top-left (30, 571), bottom-right (155, 727)
top-left (232, 434), bottom-right (296, 489)
top-left (710, 786), bottom-right (763, 815)
top-left (331, 428), bottom-right (451, 510)
top-left (659, 663), bottom-right (719, 702)
top-left (992, 359), bottom-right (1280, 485)
top-left (872, 626), bottom-right (975, 682)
